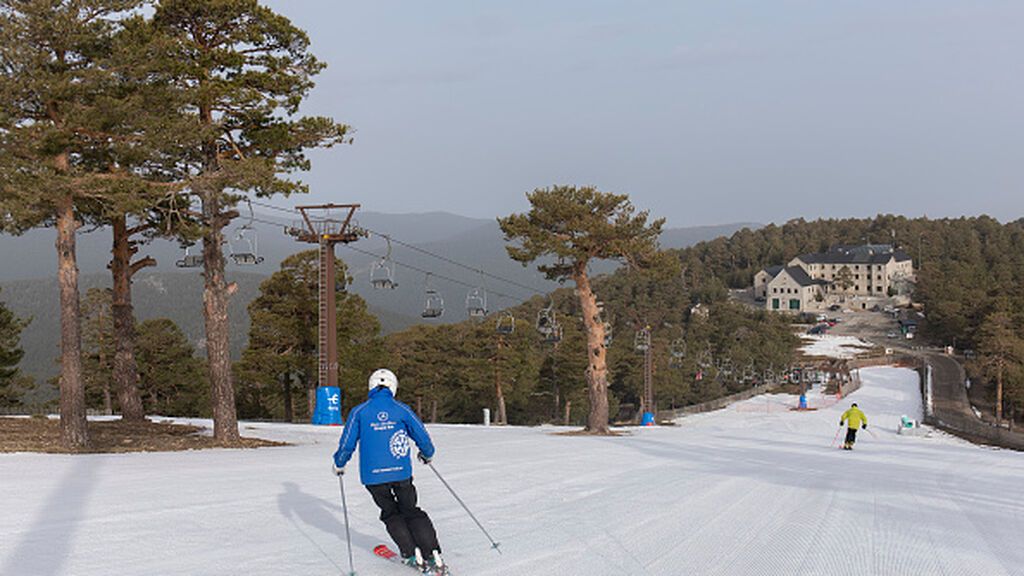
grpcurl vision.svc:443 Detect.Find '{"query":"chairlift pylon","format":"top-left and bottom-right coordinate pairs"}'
top-left (229, 200), bottom-right (265, 265)
top-left (370, 236), bottom-right (398, 289)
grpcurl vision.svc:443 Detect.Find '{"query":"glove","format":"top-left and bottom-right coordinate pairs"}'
top-left (417, 452), bottom-right (432, 465)
top-left (862, 424), bottom-right (867, 430)
top-left (332, 463), bottom-right (345, 476)
top-left (839, 421), bottom-right (844, 426)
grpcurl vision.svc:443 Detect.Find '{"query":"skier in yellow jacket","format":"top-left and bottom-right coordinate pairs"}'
top-left (840, 403), bottom-right (868, 450)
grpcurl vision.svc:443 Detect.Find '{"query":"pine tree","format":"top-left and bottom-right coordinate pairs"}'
top-left (499, 186), bottom-right (666, 434)
top-left (236, 251), bottom-right (383, 422)
top-left (135, 318), bottom-right (207, 417)
top-left (143, 0), bottom-right (351, 443)
top-left (0, 0), bottom-right (154, 449)
top-left (0, 289), bottom-right (28, 406)
top-left (976, 308), bottom-right (1024, 423)
top-left (81, 288), bottom-right (115, 414)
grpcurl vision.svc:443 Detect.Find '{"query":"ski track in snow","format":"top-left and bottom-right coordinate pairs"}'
top-left (2, 367), bottom-right (1023, 576)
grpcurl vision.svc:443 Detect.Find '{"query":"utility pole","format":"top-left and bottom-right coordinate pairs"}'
top-left (289, 204), bottom-right (360, 394)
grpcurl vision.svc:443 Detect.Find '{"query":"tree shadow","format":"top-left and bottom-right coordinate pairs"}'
top-left (1, 455), bottom-right (103, 576)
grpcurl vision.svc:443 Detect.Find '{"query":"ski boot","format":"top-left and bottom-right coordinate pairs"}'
top-left (407, 548), bottom-right (436, 575)
top-left (430, 550), bottom-right (451, 576)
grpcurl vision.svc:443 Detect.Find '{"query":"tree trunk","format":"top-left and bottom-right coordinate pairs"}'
top-left (495, 381), bottom-right (507, 426)
top-left (202, 193), bottom-right (240, 444)
top-left (563, 400), bottom-right (572, 426)
top-left (280, 373), bottom-right (292, 422)
top-left (110, 215), bottom-right (146, 421)
top-left (574, 267), bottom-right (610, 434)
top-left (56, 193), bottom-right (89, 450)
top-left (101, 380), bottom-right (112, 416)
top-left (494, 337), bottom-right (507, 425)
top-left (307, 379), bottom-right (316, 422)
top-left (995, 363), bottom-right (1003, 424)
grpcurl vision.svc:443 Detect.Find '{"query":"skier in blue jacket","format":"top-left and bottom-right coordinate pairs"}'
top-left (333, 369), bottom-right (444, 572)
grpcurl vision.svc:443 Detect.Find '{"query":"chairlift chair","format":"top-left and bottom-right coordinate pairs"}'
top-left (370, 260), bottom-right (398, 289)
top-left (370, 236), bottom-right (398, 289)
top-left (176, 245), bottom-right (203, 268)
top-left (718, 357), bottom-right (734, 377)
top-left (603, 321), bottom-right (613, 347)
top-left (634, 328), bottom-right (651, 352)
top-left (422, 289), bottom-right (444, 319)
top-left (670, 339), bottom-right (687, 359)
top-left (229, 201), bottom-right (265, 265)
top-left (466, 287), bottom-right (488, 318)
top-left (543, 323), bottom-right (563, 344)
top-left (536, 307), bottom-right (557, 335)
top-left (496, 312), bottom-right (515, 335)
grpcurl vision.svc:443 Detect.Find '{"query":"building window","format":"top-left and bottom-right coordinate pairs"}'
top-left (876, 286), bottom-right (883, 292)
top-left (877, 275), bottom-right (882, 281)
top-left (772, 298), bottom-right (780, 310)
top-left (789, 299), bottom-right (800, 310)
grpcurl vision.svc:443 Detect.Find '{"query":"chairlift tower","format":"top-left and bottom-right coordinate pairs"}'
top-left (636, 326), bottom-right (654, 419)
top-left (289, 204), bottom-right (360, 391)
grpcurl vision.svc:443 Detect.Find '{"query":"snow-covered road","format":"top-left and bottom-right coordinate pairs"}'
top-left (3, 367), bottom-right (1023, 576)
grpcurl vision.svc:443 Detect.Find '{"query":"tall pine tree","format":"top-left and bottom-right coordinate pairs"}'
top-left (500, 186), bottom-right (666, 434)
top-left (0, 0), bottom-right (153, 448)
top-left (142, 0), bottom-right (351, 443)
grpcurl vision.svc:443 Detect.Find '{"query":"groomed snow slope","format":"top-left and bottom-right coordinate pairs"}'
top-left (3, 367), bottom-right (1023, 576)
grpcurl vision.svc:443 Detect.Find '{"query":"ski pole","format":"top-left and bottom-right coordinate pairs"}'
top-left (830, 425), bottom-right (843, 448)
top-left (338, 476), bottom-right (357, 576)
top-left (427, 462), bottom-right (502, 554)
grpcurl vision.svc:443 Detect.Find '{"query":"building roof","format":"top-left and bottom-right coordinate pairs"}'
top-left (779, 266), bottom-right (829, 287)
top-left (793, 244), bottom-right (912, 266)
top-left (762, 265), bottom-right (784, 278)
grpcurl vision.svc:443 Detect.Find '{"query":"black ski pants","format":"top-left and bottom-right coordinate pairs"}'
top-left (845, 427), bottom-right (858, 446)
top-left (366, 478), bottom-right (440, 559)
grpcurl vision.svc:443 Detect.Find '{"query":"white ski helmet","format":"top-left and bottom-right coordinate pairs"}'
top-left (368, 368), bottom-right (398, 396)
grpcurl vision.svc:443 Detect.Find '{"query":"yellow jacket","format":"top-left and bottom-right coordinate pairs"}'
top-left (841, 406), bottom-right (867, 429)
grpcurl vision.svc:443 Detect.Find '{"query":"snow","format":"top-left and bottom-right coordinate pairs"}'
top-left (801, 334), bottom-right (874, 359)
top-left (3, 367), bottom-right (1023, 576)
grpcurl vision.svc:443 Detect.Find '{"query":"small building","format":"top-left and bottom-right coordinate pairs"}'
top-left (765, 266), bottom-right (828, 312)
top-left (753, 265), bottom-right (784, 300)
top-left (756, 244), bottom-right (914, 313)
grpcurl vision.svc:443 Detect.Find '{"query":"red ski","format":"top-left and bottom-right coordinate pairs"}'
top-left (374, 544), bottom-right (451, 575)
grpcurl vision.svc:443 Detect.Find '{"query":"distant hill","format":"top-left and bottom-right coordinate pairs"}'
top-left (0, 210), bottom-right (758, 383)
top-left (0, 271), bottom-right (416, 385)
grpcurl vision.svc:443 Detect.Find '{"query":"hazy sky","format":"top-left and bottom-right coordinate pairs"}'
top-left (262, 1), bottom-right (1024, 227)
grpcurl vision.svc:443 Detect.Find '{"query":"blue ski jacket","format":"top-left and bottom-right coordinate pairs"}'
top-left (333, 387), bottom-right (435, 486)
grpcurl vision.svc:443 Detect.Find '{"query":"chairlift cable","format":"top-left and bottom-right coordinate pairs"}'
top-left (339, 244), bottom-right (524, 306)
top-left (248, 200), bottom-right (546, 299)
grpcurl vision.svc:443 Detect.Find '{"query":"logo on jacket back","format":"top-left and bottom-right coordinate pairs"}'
top-left (389, 430), bottom-right (410, 458)
top-left (377, 411), bottom-right (389, 422)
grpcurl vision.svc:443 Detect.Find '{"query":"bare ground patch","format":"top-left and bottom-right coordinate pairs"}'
top-left (552, 428), bottom-right (632, 437)
top-left (0, 417), bottom-right (285, 454)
